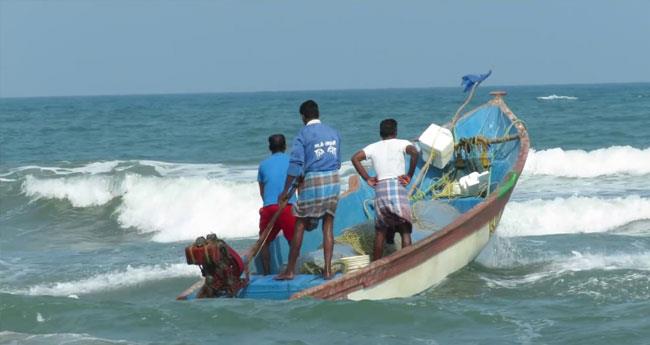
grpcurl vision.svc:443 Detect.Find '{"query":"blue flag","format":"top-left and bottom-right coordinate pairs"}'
top-left (461, 70), bottom-right (492, 92)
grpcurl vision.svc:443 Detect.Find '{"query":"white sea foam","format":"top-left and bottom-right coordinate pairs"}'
top-left (137, 160), bottom-right (258, 181)
top-left (7, 161), bottom-right (122, 176)
top-left (0, 331), bottom-right (136, 345)
top-left (18, 264), bottom-right (196, 297)
top-left (5, 160), bottom-right (258, 181)
top-left (18, 160), bottom-right (359, 242)
top-left (536, 94), bottom-right (578, 100)
top-left (21, 173), bottom-right (261, 241)
top-left (22, 175), bottom-right (122, 207)
top-left (523, 146), bottom-right (650, 177)
top-left (482, 251), bottom-right (650, 288)
top-left (17, 146), bottom-right (649, 243)
top-left (561, 251), bottom-right (650, 272)
top-left (116, 175), bottom-right (260, 242)
top-left (498, 195), bottom-right (650, 237)
top-left (68, 161), bottom-right (122, 175)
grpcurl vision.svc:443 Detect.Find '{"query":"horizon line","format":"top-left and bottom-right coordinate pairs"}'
top-left (1, 80), bottom-right (648, 100)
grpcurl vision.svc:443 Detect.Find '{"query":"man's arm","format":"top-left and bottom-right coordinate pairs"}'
top-left (278, 175), bottom-right (297, 204)
top-left (351, 150), bottom-right (377, 186)
top-left (398, 145), bottom-right (419, 186)
top-left (279, 134), bottom-right (304, 203)
top-left (286, 134), bottom-right (305, 178)
top-left (406, 145), bottom-right (418, 178)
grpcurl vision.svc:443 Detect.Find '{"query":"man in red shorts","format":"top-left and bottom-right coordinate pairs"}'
top-left (257, 134), bottom-right (297, 275)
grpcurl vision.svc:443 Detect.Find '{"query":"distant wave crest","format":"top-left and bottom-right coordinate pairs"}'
top-left (537, 94), bottom-right (578, 100)
top-left (524, 146), bottom-right (650, 177)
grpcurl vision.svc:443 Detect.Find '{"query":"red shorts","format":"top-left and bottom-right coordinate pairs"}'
top-left (259, 204), bottom-right (296, 242)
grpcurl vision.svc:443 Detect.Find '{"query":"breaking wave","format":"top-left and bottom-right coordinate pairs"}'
top-left (21, 173), bottom-right (261, 242)
top-left (523, 146), bottom-right (650, 177)
top-left (10, 264), bottom-right (196, 297)
top-left (10, 147), bottom-right (650, 243)
top-left (6, 161), bottom-right (122, 176)
top-left (6, 159), bottom-right (258, 180)
top-left (116, 175), bottom-right (260, 242)
top-left (15, 160), bottom-right (357, 243)
top-left (536, 94), bottom-right (578, 100)
top-left (23, 175), bottom-right (121, 207)
top-left (481, 251), bottom-right (650, 291)
top-left (0, 332), bottom-right (137, 345)
top-left (498, 195), bottom-right (650, 237)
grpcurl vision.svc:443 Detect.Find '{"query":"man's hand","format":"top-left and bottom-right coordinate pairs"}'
top-left (278, 191), bottom-right (289, 205)
top-left (398, 175), bottom-right (411, 186)
top-left (366, 176), bottom-right (378, 187)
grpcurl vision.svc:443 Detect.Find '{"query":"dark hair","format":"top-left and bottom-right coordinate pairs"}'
top-left (299, 100), bottom-right (319, 119)
top-left (268, 134), bottom-right (286, 153)
top-left (380, 119), bottom-right (397, 138)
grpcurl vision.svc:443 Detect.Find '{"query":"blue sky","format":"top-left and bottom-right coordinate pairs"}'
top-left (1, 0), bottom-right (649, 98)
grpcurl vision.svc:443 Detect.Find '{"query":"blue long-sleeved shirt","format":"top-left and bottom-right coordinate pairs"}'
top-left (287, 119), bottom-right (341, 176)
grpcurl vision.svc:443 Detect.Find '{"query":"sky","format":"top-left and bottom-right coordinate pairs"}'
top-left (1, 0), bottom-right (649, 98)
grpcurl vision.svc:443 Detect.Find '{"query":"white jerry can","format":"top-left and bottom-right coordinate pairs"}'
top-left (418, 123), bottom-right (454, 169)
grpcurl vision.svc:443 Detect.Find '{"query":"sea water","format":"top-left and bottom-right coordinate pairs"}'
top-left (1, 84), bottom-right (649, 344)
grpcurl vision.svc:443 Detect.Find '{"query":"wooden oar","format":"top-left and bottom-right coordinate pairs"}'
top-left (244, 183), bottom-right (298, 273)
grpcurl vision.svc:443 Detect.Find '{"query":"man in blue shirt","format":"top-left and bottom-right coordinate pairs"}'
top-left (257, 134), bottom-right (296, 275)
top-left (276, 100), bottom-right (341, 280)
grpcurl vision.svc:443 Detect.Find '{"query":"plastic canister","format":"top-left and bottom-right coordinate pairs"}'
top-left (458, 171), bottom-right (490, 196)
top-left (418, 123), bottom-right (454, 169)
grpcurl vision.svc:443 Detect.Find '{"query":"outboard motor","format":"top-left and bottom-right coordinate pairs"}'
top-left (185, 233), bottom-right (247, 298)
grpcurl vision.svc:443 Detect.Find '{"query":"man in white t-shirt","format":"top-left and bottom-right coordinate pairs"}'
top-left (351, 119), bottom-right (419, 260)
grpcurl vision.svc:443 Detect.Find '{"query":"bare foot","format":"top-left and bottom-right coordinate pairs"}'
top-left (322, 270), bottom-right (333, 280)
top-left (274, 271), bottom-right (295, 281)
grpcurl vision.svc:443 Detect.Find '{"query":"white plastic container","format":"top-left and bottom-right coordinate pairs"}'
top-left (418, 123), bottom-right (454, 169)
top-left (458, 171), bottom-right (490, 196)
top-left (341, 255), bottom-right (370, 273)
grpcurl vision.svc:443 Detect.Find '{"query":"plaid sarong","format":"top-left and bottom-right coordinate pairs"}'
top-left (374, 178), bottom-right (412, 232)
top-left (293, 170), bottom-right (340, 218)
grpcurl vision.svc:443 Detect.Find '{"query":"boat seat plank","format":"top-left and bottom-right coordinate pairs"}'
top-left (239, 274), bottom-right (340, 300)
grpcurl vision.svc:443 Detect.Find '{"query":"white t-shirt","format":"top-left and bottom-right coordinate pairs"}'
top-left (362, 138), bottom-right (413, 181)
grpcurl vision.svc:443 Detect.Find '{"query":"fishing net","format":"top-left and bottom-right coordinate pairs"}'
top-left (331, 199), bottom-right (462, 256)
top-left (297, 244), bottom-right (354, 274)
top-left (411, 199), bottom-right (461, 232)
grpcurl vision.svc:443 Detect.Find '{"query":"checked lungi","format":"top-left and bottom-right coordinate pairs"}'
top-left (293, 170), bottom-right (340, 218)
top-left (374, 178), bottom-right (413, 233)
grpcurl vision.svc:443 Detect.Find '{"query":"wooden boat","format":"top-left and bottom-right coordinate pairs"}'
top-left (177, 90), bottom-right (529, 301)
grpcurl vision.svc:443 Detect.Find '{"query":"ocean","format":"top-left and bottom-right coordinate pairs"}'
top-left (1, 83), bottom-right (649, 344)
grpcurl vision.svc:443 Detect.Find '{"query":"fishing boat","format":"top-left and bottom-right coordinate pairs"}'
top-left (177, 89), bottom-right (529, 301)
